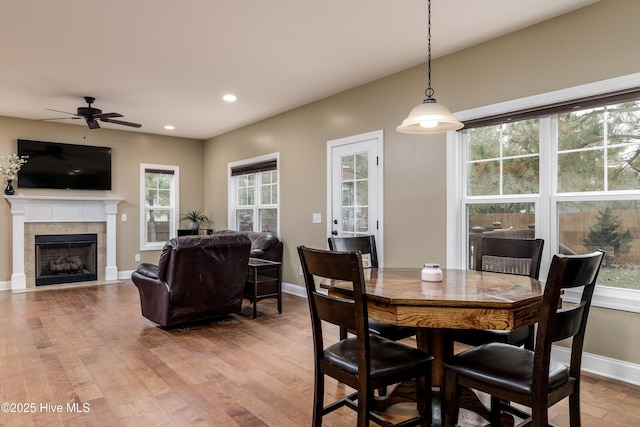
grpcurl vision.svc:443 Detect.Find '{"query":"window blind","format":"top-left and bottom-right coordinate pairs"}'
top-left (462, 87), bottom-right (640, 130)
top-left (231, 159), bottom-right (278, 176)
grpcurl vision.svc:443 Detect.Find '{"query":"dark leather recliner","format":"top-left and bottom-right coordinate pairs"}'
top-left (131, 232), bottom-right (252, 327)
top-left (245, 231), bottom-right (283, 261)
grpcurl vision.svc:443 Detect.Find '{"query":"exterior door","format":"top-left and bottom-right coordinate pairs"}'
top-left (327, 130), bottom-right (383, 265)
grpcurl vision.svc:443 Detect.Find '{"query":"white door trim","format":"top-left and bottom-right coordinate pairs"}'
top-left (326, 130), bottom-right (384, 266)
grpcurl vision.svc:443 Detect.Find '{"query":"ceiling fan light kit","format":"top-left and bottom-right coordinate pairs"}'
top-left (43, 96), bottom-right (141, 130)
top-left (397, 0), bottom-right (463, 135)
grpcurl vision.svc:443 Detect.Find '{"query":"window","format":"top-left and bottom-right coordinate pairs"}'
top-left (447, 73), bottom-right (640, 313)
top-left (229, 154), bottom-right (279, 234)
top-left (140, 164), bottom-right (179, 250)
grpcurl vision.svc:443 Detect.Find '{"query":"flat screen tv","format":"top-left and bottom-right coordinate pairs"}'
top-left (17, 139), bottom-right (112, 190)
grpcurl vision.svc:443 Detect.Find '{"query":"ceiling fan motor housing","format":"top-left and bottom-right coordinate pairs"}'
top-left (77, 106), bottom-right (102, 117)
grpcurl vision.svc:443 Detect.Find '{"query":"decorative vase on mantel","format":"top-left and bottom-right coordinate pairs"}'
top-left (4, 179), bottom-right (15, 195)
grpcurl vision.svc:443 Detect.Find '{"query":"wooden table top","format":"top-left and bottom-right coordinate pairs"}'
top-left (320, 268), bottom-right (543, 330)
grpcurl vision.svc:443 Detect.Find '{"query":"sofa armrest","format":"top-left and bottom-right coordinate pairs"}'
top-left (135, 263), bottom-right (161, 280)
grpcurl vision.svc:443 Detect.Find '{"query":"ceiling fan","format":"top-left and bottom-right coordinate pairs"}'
top-left (43, 96), bottom-right (141, 129)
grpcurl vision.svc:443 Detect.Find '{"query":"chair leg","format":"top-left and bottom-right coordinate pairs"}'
top-left (312, 371), bottom-right (324, 427)
top-left (357, 389), bottom-right (373, 427)
top-left (489, 396), bottom-right (501, 427)
top-left (569, 389), bottom-right (581, 427)
top-left (416, 374), bottom-right (432, 427)
top-left (443, 370), bottom-right (461, 427)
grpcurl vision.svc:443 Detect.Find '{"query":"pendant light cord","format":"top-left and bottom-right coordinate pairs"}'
top-left (425, 0), bottom-right (435, 102)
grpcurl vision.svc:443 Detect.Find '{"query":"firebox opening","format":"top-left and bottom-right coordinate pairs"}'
top-left (35, 234), bottom-right (98, 286)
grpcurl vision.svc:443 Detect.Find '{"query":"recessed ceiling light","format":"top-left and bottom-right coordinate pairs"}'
top-left (164, 125), bottom-right (175, 130)
top-left (223, 94), bottom-right (237, 102)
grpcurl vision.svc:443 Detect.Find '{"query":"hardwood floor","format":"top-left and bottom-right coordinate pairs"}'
top-left (1, 281), bottom-right (639, 426)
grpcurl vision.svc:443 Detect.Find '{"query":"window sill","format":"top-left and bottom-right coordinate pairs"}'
top-left (563, 285), bottom-right (640, 314)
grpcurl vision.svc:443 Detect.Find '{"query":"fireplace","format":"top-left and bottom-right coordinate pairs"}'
top-left (35, 234), bottom-right (98, 286)
top-left (5, 195), bottom-right (123, 291)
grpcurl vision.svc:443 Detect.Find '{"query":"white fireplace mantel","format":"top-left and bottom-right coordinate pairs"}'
top-left (4, 195), bottom-right (123, 291)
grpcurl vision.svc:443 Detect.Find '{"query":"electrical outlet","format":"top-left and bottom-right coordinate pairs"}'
top-left (135, 254), bottom-right (140, 262)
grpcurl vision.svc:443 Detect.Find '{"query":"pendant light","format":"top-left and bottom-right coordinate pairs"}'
top-left (397, 0), bottom-right (463, 134)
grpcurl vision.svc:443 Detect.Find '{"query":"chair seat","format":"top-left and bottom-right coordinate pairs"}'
top-left (453, 325), bottom-right (530, 347)
top-left (367, 319), bottom-right (416, 341)
top-left (325, 335), bottom-right (433, 380)
top-left (444, 342), bottom-right (569, 395)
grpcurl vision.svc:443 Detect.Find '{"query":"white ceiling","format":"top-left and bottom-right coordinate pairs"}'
top-left (0, 0), bottom-right (598, 140)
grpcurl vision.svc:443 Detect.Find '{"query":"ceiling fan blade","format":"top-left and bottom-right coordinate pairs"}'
top-left (93, 112), bottom-right (123, 119)
top-left (39, 117), bottom-right (82, 121)
top-left (45, 108), bottom-right (78, 116)
top-left (87, 119), bottom-right (100, 129)
top-left (100, 118), bottom-right (142, 128)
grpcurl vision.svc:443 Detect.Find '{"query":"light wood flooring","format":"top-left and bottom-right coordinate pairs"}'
top-left (1, 281), bottom-right (639, 426)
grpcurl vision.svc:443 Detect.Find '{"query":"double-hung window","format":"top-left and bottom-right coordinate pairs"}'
top-left (229, 153), bottom-right (279, 234)
top-left (140, 164), bottom-right (179, 250)
top-left (448, 74), bottom-right (640, 313)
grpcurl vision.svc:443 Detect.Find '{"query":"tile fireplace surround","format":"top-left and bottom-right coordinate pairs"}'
top-left (4, 195), bottom-right (123, 292)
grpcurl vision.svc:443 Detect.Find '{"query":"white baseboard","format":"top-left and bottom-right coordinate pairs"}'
top-left (551, 345), bottom-right (640, 387)
top-left (283, 281), bottom-right (307, 298)
top-left (0, 280), bottom-right (10, 291)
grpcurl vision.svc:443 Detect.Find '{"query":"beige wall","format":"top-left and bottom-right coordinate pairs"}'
top-left (204, 0), bottom-right (640, 365)
top-left (0, 116), bottom-right (204, 278)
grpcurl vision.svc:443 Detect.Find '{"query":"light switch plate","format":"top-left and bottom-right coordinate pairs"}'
top-left (312, 213), bottom-right (321, 223)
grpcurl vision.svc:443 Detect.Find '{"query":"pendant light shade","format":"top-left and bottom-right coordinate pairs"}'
top-left (397, 0), bottom-right (463, 134)
top-left (396, 99), bottom-right (464, 134)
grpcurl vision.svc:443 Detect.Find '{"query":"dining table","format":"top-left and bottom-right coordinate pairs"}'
top-left (320, 267), bottom-right (544, 426)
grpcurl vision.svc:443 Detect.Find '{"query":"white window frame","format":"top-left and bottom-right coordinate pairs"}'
top-left (140, 163), bottom-right (180, 251)
top-left (228, 153), bottom-right (280, 234)
top-left (447, 72), bottom-right (640, 314)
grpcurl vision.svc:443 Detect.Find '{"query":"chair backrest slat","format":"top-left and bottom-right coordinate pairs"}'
top-left (328, 235), bottom-right (379, 268)
top-left (475, 237), bottom-right (544, 279)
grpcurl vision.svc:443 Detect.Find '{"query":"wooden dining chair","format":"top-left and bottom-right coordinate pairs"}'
top-left (298, 246), bottom-right (434, 427)
top-left (328, 235), bottom-right (416, 342)
top-left (443, 250), bottom-right (605, 427)
top-left (453, 236), bottom-right (544, 350)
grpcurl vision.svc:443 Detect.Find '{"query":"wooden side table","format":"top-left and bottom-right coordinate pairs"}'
top-left (245, 258), bottom-right (282, 319)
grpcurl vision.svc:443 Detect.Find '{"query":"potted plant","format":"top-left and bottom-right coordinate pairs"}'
top-left (1, 153), bottom-right (28, 195)
top-left (180, 209), bottom-right (209, 230)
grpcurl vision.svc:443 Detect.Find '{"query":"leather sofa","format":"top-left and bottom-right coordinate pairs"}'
top-left (131, 232), bottom-right (251, 327)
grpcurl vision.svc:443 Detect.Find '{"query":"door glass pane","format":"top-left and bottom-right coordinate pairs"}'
top-left (558, 200), bottom-right (640, 290)
top-left (341, 207), bottom-right (354, 233)
top-left (467, 203), bottom-right (536, 269)
top-left (355, 207), bottom-right (368, 233)
top-left (341, 153), bottom-right (369, 236)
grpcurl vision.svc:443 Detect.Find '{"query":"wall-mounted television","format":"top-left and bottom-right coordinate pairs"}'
top-left (17, 139), bottom-right (112, 190)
